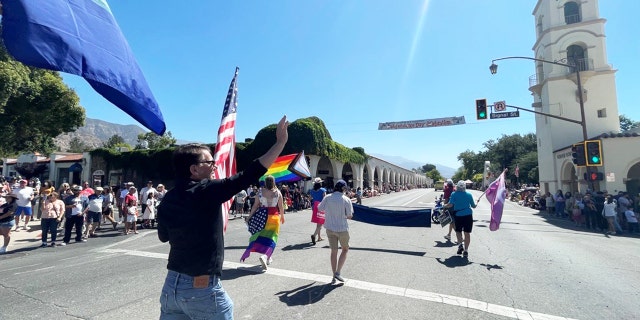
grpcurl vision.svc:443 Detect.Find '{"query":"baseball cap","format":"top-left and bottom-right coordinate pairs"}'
top-left (95, 187), bottom-right (104, 191)
top-left (19, 179), bottom-right (28, 184)
top-left (334, 179), bottom-right (347, 190)
top-left (73, 186), bottom-right (83, 191)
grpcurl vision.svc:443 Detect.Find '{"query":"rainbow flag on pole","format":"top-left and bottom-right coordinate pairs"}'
top-left (259, 151), bottom-right (311, 184)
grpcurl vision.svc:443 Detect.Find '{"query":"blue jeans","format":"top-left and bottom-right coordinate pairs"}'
top-left (160, 270), bottom-right (233, 320)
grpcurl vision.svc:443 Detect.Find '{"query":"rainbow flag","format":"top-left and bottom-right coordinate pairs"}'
top-left (259, 151), bottom-right (311, 184)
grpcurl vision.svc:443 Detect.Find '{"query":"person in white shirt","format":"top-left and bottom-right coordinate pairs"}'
top-left (602, 195), bottom-right (618, 235)
top-left (625, 210), bottom-right (638, 234)
top-left (13, 180), bottom-right (34, 230)
top-left (318, 179), bottom-right (353, 282)
top-left (140, 181), bottom-right (157, 215)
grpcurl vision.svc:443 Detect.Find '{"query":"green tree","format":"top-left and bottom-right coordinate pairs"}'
top-left (103, 134), bottom-right (132, 150)
top-left (425, 169), bottom-right (443, 182)
top-left (0, 27), bottom-right (85, 157)
top-left (135, 131), bottom-right (177, 149)
top-left (619, 114), bottom-right (639, 132)
top-left (456, 133), bottom-right (538, 185)
top-left (67, 137), bottom-right (91, 153)
top-left (421, 164), bottom-right (436, 172)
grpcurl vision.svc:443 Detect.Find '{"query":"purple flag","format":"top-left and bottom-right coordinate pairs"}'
top-left (485, 170), bottom-right (507, 231)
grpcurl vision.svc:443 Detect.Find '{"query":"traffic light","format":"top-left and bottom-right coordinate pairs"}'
top-left (585, 140), bottom-right (603, 166)
top-left (476, 99), bottom-right (488, 120)
top-left (571, 143), bottom-right (586, 167)
top-left (584, 172), bottom-right (604, 181)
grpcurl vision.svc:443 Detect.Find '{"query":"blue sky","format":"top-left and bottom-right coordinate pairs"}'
top-left (60, 0), bottom-right (640, 169)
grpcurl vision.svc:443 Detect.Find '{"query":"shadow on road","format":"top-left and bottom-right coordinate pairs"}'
top-left (433, 240), bottom-right (456, 248)
top-left (281, 242), bottom-right (315, 251)
top-left (479, 263), bottom-right (504, 271)
top-left (275, 281), bottom-right (343, 306)
top-left (435, 256), bottom-right (472, 268)
top-left (349, 246), bottom-right (425, 256)
top-left (221, 265), bottom-right (265, 281)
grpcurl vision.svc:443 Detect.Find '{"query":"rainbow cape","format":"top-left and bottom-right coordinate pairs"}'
top-left (259, 151), bottom-right (311, 184)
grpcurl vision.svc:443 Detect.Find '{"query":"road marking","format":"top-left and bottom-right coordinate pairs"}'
top-left (99, 248), bottom-right (576, 320)
top-left (13, 266), bottom-right (55, 275)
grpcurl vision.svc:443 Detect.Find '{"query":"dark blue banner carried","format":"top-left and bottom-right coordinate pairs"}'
top-left (1, 0), bottom-right (166, 134)
top-left (352, 204), bottom-right (431, 228)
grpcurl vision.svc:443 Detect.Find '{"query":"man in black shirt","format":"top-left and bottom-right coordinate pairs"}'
top-left (157, 115), bottom-right (288, 319)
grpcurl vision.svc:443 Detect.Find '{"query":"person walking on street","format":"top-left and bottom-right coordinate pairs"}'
top-left (241, 175), bottom-right (285, 270)
top-left (442, 179), bottom-right (455, 241)
top-left (318, 179), bottom-right (354, 283)
top-left (445, 181), bottom-right (477, 258)
top-left (156, 115), bottom-right (288, 320)
top-left (0, 193), bottom-right (18, 253)
top-left (309, 177), bottom-right (326, 245)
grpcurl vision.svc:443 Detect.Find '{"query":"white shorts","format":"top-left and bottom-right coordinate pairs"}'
top-left (126, 215), bottom-right (137, 223)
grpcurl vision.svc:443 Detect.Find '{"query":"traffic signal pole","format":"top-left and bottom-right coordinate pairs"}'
top-left (490, 56), bottom-right (595, 191)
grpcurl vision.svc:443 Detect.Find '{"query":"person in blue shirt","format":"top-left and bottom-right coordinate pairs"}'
top-left (444, 181), bottom-right (477, 258)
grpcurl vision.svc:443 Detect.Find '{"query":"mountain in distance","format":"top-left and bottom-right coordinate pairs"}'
top-left (54, 118), bottom-right (199, 151)
top-left (55, 118), bottom-right (147, 151)
top-left (370, 153), bottom-right (458, 179)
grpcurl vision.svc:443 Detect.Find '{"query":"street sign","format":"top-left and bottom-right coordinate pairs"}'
top-left (490, 111), bottom-right (520, 119)
top-left (494, 100), bottom-right (506, 112)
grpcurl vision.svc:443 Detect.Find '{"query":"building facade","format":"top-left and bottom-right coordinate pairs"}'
top-left (532, 0), bottom-right (639, 196)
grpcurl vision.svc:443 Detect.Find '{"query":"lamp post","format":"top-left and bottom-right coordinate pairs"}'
top-left (490, 56), bottom-right (592, 189)
top-left (489, 56), bottom-right (587, 142)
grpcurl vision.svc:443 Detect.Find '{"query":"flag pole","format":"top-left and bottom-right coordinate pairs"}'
top-left (477, 168), bottom-right (508, 202)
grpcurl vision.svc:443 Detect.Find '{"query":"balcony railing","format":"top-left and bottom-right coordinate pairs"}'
top-left (565, 14), bottom-right (581, 24)
top-left (528, 58), bottom-right (593, 87)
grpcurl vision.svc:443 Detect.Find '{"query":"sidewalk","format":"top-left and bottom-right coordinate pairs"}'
top-left (3, 217), bottom-right (126, 253)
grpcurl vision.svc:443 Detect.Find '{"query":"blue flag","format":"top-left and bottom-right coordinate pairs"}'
top-left (1, 0), bottom-right (166, 134)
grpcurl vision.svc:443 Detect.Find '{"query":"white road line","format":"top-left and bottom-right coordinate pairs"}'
top-left (14, 266), bottom-right (54, 275)
top-left (99, 248), bottom-right (576, 320)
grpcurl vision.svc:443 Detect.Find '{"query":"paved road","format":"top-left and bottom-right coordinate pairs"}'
top-left (1, 189), bottom-right (638, 319)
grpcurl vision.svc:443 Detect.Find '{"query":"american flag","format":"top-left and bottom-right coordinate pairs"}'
top-left (213, 67), bottom-right (239, 232)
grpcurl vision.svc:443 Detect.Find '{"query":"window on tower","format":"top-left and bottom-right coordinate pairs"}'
top-left (564, 2), bottom-right (581, 24)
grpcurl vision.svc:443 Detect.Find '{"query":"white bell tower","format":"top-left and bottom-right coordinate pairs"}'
top-left (531, 0), bottom-right (619, 191)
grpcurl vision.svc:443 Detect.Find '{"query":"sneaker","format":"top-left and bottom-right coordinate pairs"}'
top-left (268, 257), bottom-right (273, 265)
top-left (457, 244), bottom-right (464, 255)
top-left (259, 255), bottom-right (268, 270)
top-left (333, 272), bottom-right (345, 282)
top-left (59, 242), bottom-right (67, 246)
top-left (40, 242), bottom-right (47, 248)
top-left (444, 235), bottom-right (451, 240)
top-left (0, 246), bottom-right (6, 254)
top-left (463, 251), bottom-right (469, 258)
top-left (311, 235), bottom-right (316, 245)
top-left (49, 243), bottom-right (56, 247)
top-left (23, 225), bottom-right (31, 230)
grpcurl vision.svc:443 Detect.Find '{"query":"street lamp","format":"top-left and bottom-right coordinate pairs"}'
top-left (489, 56), bottom-right (587, 142)
top-left (490, 56), bottom-right (592, 187)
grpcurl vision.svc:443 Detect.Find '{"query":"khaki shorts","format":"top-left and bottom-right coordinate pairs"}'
top-left (326, 229), bottom-right (350, 249)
